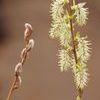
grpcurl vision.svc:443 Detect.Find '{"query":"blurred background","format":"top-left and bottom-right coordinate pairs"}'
top-left (0, 0), bottom-right (99, 100)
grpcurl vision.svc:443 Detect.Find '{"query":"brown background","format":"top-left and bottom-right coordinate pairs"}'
top-left (0, 0), bottom-right (99, 100)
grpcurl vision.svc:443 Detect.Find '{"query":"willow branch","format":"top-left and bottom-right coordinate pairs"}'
top-left (68, 1), bottom-right (83, 100)
top-left (68, 1), bottom-right (78, 65)
top-left (6, 23), bottom-right (34, 100)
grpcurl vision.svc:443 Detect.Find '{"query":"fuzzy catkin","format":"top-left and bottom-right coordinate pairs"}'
top-left (49, 0), bottom-right (91, 99)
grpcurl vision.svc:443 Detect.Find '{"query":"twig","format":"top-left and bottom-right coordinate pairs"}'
top-left (68, 1), bottom-right (83, 100)
top-left (6, 23), bottom-right (34, 100)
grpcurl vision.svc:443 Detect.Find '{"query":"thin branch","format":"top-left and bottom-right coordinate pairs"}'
top-left (68, 1), bottom-right (78, 65)
top-left (6, 78), bottom-right (16, 100)
top-left (6, 23), bottom-right (34, 100)
top-left (68, 1), bottom-right (83, 100)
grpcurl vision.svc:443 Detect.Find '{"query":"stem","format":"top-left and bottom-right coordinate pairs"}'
top-left (6, 78), bottom-right (17, 100)
top-left (68, 1), bottom-right (83, 100)
top-left (70, 17), bottom-right (77, 63)
top-left (6, 23), bottom-right (34, 100)
top-left (6, 52), bottom-right (27, 100)
top-left (68, 2), bottom-right (77, 65)
top-left (78, 88), bottom-right (83, 99)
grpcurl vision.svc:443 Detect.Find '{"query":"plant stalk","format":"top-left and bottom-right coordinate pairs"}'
top-left (68, 1), bottom-right (83, 100)
top-left (6, 78), bottom-right (17, 100)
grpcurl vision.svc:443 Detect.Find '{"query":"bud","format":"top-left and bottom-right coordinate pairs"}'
top-left (14, 76), bottom-right (22, 89)
top-left (25, 23), bottom-right (32, 30)
top-left (26, 39), bottom-right (34, 51)
top-left (18, 76), bottom-right (22, 87)
top-left (24, 23), bottom-right (33, 40)
top-left (20, 48), bottom-right (27, 59)
top-left (15, 63), bottom-right (22, 75)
